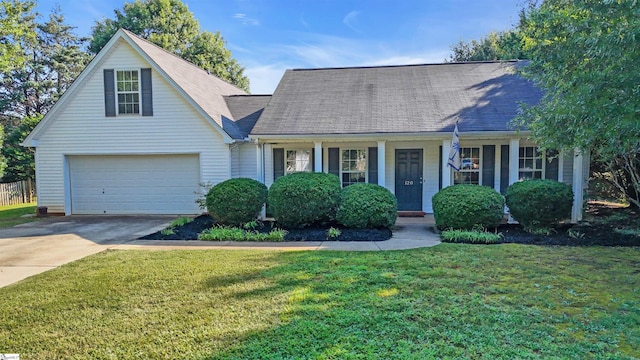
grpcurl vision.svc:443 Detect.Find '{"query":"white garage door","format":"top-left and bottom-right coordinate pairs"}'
top-left (69, 155), bottom-right (201, 215)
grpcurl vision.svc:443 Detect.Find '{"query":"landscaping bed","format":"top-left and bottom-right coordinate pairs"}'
top-left (139, 215), bottom-right (392, 241)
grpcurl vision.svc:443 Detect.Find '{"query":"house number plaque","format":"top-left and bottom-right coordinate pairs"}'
top-left (404, 180), bottom-right (414, 185)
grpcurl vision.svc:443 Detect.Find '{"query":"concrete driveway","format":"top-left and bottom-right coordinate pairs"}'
top-left (0, 216), bottom-right (172, 288)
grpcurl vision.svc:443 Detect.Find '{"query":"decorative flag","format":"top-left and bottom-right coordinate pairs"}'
top-left (447, 122), bottom-right (461, 171)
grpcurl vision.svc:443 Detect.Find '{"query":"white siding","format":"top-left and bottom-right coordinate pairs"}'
top-left (34, 40), bottom-right (230, 213)
top-left (230, 143), bottom-right (258, 179)
top-left (562, 150), bottom-right (574, 185)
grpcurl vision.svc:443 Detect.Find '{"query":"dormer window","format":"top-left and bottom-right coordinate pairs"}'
top-left (116, 70), bottom-right (140, 114)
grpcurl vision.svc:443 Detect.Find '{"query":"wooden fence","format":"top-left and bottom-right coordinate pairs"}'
top-left (0, 179), bottom-right (35, 206)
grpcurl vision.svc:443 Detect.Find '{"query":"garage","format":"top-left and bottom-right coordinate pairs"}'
top-left (68, 154), bottom-right (201, 215)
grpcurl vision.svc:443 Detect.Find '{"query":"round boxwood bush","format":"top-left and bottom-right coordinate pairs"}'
top-left (268, 172), bottom-right (341, 229)
top-left (432, 184), bottom-right (505, 230)
top-left (337, 183), bottom-right (398, 229)
top-left (205, 178), bottom-right (267, 226)
top-left (505, 179), bottom-right (573, 231)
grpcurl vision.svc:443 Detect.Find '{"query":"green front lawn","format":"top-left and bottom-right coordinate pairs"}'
top-left (1, 245), bottom-right (639, 359)
top-left (0, 203), bottom-right (37, 229)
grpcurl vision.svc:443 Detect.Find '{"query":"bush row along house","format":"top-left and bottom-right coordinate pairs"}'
top-left (22, 29), bottom-right (588, 221)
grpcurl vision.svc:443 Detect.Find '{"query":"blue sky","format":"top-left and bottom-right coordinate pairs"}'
top-left (36, 0), bottom-right (523, 94)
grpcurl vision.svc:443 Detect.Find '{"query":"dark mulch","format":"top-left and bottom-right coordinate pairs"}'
top-left (139, 215), bottom-right (392, 241)
top-left (140, 203), bottom-right (638, 246)
top-left (497, 223), bottom-right (639, 247)
top-left (496, 202), bottom-right (639, 247)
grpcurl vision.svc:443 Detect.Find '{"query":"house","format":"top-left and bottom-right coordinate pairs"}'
top-left (22, 29), bottom-right (588, 222)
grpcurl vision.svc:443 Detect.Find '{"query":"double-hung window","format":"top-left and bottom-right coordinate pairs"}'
top-left (453, 147), bottom-right (480, 185)
top-left (285, 149), bottom-right (312, 175)
top-left (341, 149), bottom-right (367, 186)
top-left (116, 70), bottom-right (140, 114)
top-left (519, 146), bottom-right (543, 179)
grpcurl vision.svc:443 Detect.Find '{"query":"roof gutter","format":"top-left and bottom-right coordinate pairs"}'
top-left (250, 130), bottom-right (530, 142)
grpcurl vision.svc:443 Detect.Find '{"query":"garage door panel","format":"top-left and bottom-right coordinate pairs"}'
top-left (69, 155), bottom-right (201, 215)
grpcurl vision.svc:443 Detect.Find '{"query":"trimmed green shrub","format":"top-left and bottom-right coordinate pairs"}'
top-left (505, 179), bottom-right (574, 231)
top-left (432, 184), bottom-right (505, 230)
top-left (205, 178), bottom-right (268, 226)
top-left (440, 229), bottom-right (503, 244)
top-left (337, 183), bottom-right (398, 229)
top-left (268, 172), bottom-right (341, 229)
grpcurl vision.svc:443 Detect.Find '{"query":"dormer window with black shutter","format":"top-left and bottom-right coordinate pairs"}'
top-left (104, 68), bottom-right (153, 117)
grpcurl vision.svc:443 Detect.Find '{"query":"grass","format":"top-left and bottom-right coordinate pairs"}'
top-left (0, 202), bottom-right (38, 229)
top-left (1, 245), bottom-right (639, 359)
top-left (440, 229), bottom-right (503, 244)
top-left (198, 226), bottom-right (287, 241)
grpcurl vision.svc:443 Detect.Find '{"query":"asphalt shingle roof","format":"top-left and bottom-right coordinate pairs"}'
top-left (122, 29), bottom-right (247, 136)
top-left (250, 61), bottom-right (542, 136)
top-left (223, 95), bottom-right (271, 139)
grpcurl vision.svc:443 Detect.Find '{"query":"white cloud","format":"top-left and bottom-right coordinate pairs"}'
top-left (244, 63), bottom-right (288, 94)
top-left (343, 10), bottom-right (361, 33)
top-left (233, 13), bottom-right (260, 26)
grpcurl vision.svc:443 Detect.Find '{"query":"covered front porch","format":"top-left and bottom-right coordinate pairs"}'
top-left (253, 135), bottom-right (586, 222)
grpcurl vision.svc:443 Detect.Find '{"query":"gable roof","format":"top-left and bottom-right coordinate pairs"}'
top-left (223, 95), bottom-right (271, 139)
top-left (250, 61), bottom-right (542, 136)
top-left (24, 29), bottom-right (247, 145)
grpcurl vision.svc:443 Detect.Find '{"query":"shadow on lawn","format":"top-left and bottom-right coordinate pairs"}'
top-left (199, 247), bottom-right (640, 359)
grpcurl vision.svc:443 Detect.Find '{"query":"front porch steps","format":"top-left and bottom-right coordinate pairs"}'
top-left (397, 211), bottom-right (426, 217)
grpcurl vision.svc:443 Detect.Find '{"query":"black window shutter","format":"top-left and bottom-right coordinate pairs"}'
top-left (141, 68), bottom-right (153, 116)
top-left (367, 147), bottom-right (378, 184)
top-left (273, 148), bottom-right (284, 180)
top-left (500, 145), bottom-right (510, 194)
top-left (482, 145), bottom-right (495, 188)
top-left (310, 148), bottom-right (316, 172)
top-left (545, 150), bottom-right (559, 181)
top-left (103, 69), bottom-right (116, 117)
top-left (438, 145), bottom-right (443, 190)
top-left (328, 148), bottom-right (340, 177)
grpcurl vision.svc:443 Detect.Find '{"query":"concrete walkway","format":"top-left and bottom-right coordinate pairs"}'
top-left (112, 217), bottom-right (441, 251)
top-left (1, 216), bottom-right (440, 288)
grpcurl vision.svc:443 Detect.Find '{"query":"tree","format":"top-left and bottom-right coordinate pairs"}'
top-left (89, 0), bottom-right (250, 92)
top-left (0, 0), bottom-right (36, 73)
top-left (448, 29), bottom-right (529, 62)
top-left (1, 114), bottom-right (39, 182)
top-left (0, 6), bottom-right (90, 127)
top-left (515, 0), bottom-right (640, 208)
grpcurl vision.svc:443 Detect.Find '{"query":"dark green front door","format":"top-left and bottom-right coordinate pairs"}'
top-left (395, 149), bottom-right (423, 211)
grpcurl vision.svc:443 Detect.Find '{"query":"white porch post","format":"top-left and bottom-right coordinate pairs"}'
top-left (377, 140), bottom-right (386, 187)
top-left (509, 138), bottom-right (520, 185)
top-left (441, 139), bottom-right (451, 187)
top-left (255, 142), bottom-right (264, 183)
top-left (508, 139), bottom-right (520, 223)
top-left (571, 149), bottom-right (584, 223)
top-left (314, 141), bottom-right (323, 172)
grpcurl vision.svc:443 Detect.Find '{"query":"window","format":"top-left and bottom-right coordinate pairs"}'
top-left (519, 146), bottom-right (543, 180)
top-left (341, 149), bottom-right (366, 186)
top-left (454, 147), bottom-right (480, 185)
top-left (285, 149), bottom-right (312, 174)
top-left (116, 70), bottom-right (140, 114)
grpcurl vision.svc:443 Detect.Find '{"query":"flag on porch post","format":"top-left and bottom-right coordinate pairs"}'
top-left (447, 122), bottom-right (461, 171)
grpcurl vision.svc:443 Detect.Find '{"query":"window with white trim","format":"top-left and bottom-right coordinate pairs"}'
top-left (519, 146), bottom-right (543, 180)
top-left (285, 149), bottom-right (312, 175)
top-left (116, 70), bottom-right (140, 114)
top-left (453, 147), bottom-right (480, 185)
top-left (341, 149), bottom-right (366, 186)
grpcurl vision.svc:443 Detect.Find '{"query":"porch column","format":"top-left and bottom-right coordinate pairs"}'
top-left (509, 138), bottom-right (520, 185)
top-left (255, 142), bottom-right (264, 183)
top-left (377, 141), bottom-right (386, 187)
top-left (441, 139), bottom-right (451, 187)
top-left (571, 149), bottom-right (584, 223)
top-left (314, 141), bottom-right (323, 172)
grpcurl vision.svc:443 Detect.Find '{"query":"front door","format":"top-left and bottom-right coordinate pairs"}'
top-left (395, 149), bottom-right (423, 211)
